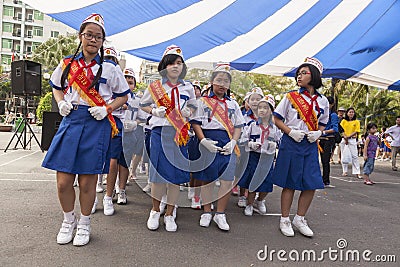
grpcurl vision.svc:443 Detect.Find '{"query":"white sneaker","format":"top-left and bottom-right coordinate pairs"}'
top-left (164, 215), bottom-right (177, 232)
top-left (103, 197), bottom-right (114, 216)
top-left (117, 190), bottom-right (127, 205)
top-left (56, 219), bottom-right (77, 244)
top-left (215, 180), bottom-right (221, 187)
top-left (280, 220), bottom-right (294, 237)
top-left (72, 223), bottom-right (91, 246)
top-left (199, 213), bottom-right (212, 227)
top-left (147, 210), bottom-right (160, 230)
top-left (139, 163), bottom-right (146, 174)
top-left (73, 177), bottom-right (78, 187)
top-left (213, 213), bottom-right (230, 231)
top-left (179, 185), bottom-right (184, 191)
top-left (96, 182), bottom-right (103, 193)
top-left (126, 179), bottom-right (130, 185)
top-left (253, 199), bottom-right (267, 215)
top-left (142, 183), bottom-right (151, 193)
top-left (237, 196), bottom-right (247, 208)
top-left (191, 196), bottom-right (201, 209)
top-left (102, 177), bottom-right (107, 185)
top-left (187, 188), bottom-right (195, 199)
top-left (244, 204), bottom-right (253, 216)
top-left (292, 217), bottom-right (314, 237)
top-left (91, 196), bottom-right (98, 214)
top-left (172, 205), bottom-right (178, 219)
top-left (159, 195), bottom-right (167, 215)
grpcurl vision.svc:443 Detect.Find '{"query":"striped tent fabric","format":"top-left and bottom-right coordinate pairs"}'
top-left (23, 0), bottom-right (400, 91)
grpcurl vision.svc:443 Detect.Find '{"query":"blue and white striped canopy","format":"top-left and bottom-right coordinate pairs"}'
top-left (24, 0), bottom-right (400, 91)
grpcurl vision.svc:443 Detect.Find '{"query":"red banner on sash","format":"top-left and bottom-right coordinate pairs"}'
top-left (62, 58), bottom-right (118, 137)
top-left (148, 80), bottom-right (190, 146)
top-left (201, 97), bottom-right (240, 156)
top-left (287, 91), bottom-right (322, 151)
top-left (287, 91), bottom-right (318, 131)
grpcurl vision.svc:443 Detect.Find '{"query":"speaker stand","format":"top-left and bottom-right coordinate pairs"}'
top-left (4, 95), bottom-right (43, 152)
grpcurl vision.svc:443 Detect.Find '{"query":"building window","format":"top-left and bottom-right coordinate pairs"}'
top-left (50, 31), bottom-right (59, 38)
top-left (3, 6), bottom-right (14, 17)
top-left (2, 22), bottom-right (13, 33)
top-left (26, 46), bottom-right (32, 53)
top-left (32, 42), bottom-right (41, 51)
top-left (27, 13), bottom-right (33, 22)
top-left (2, 39), bottom-right (13, 49)
top-left (2, 55), bottom-right (12, 65)
top-left (34, 10), bottom-right (43, 20)
top-left (33, 26), bottom-right (43, 37)
top-left (15, 44), bottom-right (21, 52)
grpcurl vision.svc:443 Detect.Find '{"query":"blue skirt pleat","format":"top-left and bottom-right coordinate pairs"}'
top-left (42, 106), bottom-right (111, 174)
top-left (272, 134), bottom-right (324, 190)
top-left (149, 126), bottom-right (190, 184)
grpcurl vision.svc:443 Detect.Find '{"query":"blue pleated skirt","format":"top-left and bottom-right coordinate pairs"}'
top-left (108, 117), bottom-right (128, 168)
top-left (196, 129), bottom-right (236, 182)
top-left (238, 151), bottom-right (274, 192)
top-left (42, 105), bottom-right (112, 174)
top-left (122, 125), bottom-right (144, 167)
top-left (272, 134), bottom-right (324, 190)
top-left (149, 126), bottom-right (190, 184)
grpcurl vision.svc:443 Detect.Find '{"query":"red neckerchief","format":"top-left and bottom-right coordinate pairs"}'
top-left (259, 123), bottom-right (270, 144)
top-left (65, 58), bottom-right (96, 93)
top-left (209, 95), bottom-right (228, 122)
top-left (302, 90), bottom-right (320, 116)
top-left (166, 81), bottom-right (180, 110)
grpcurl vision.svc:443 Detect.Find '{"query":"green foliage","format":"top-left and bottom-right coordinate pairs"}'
top-left (135, 82), bottom-right (148, 92)
top-left (36, 91), bottom-right (52, 123)
top-left (31, 34), bottom-right (79, 72)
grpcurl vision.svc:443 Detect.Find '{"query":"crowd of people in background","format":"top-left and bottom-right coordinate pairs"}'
top-left (41, 13), bottom-right (400, 247)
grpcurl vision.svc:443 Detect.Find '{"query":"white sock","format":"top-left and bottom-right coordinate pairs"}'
top-left (63, 210), bottom-right (75, 223)
top-left (294, 214), bottom-right (304, 221)
top-left (79, 214), bottom-right (90, 225)
top-left (280, 216), bottom-right (290, 222)
top-left (104, 195), bottom-right (112, 201)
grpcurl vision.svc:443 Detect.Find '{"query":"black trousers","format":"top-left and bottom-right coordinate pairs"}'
top-left (319, 138), bottom-right (336, 185)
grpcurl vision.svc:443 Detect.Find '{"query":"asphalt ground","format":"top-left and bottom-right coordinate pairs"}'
top-left (0, 131), bottom-right (399, 267)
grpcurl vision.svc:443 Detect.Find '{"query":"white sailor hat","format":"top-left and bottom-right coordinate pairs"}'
top-left (104, 46), bottom-right (118, 59)
top-left (82, 13), bottom-right (105, 32)
top-left (244, 92), bottom-right (252, 101)
top-left (249, 87), bottom-right (264, 98)
top-left (259, 94), bottom-right (275, 110)
top-left (213, 62), bottom-right (231, 74)
top-left (123, 68), bottom-right (135, 78)
top-left (304, 57), bottom-right (323, 74)
top-left (192, 80), bottom-right (201, 88)
top-left (163, 44), bottom-right (184, 60)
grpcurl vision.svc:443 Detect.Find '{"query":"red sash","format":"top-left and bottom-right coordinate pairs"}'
top-left (62, 58), bottom-right (118, 137)
top-left (287, 91), bottom-right (318, 131)
top-left (148, 80), bottom-right (190, 146)
top-left (201, 97), bottom-right (240, 156)
top-left (287, 91), bottom-right (323, 151)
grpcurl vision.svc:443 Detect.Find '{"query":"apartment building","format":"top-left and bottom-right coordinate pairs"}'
top-left (0, 0), bottom-right (75, 72)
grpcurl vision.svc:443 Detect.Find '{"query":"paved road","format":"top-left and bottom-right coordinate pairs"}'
top-left (0, 131), bottom-right (398, 266)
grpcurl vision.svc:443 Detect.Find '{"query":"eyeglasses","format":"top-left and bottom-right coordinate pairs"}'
top-left (297, 71), bottom-right (311, 76)
top-left (81, 32), bottom-right (104, 41)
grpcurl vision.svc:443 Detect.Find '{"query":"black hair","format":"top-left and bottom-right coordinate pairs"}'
top-left (105, 55), bottom-right (119, 65)
top-left (158, 54), bottom-right (187, 80)
top-left (344, 107), bottom-right (357, 121)
top-left (124, 75), bottom-right (136, 88)
top-left (366, 122), bottom-right (378, 132)
top-left (326, 96), bottom-right (335, 105)
top-left (397, 115), bottom-right (400, 119)
top-left (295, 63), bottom-right (323, 89)
top-left (61, 22), bottom-right (105, 91)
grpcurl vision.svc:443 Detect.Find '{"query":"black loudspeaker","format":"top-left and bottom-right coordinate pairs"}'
top-left (41, 111), bottom-right (63, 151)
top-left (11, 60), bottom-right (42, 96)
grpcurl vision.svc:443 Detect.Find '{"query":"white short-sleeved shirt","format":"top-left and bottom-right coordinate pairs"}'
top-left (50, 52), bottom-right (130, 106)
top-left (385, 125), bottom-right (400, 147)
top-left (139, 78), bottom-right (196, 129)
top-left (241, 120), bottom-right (282, 153)
top-left (125, 93), bottom-right (149, 124)
top-left (273, 88), bottom-right (329, 132)
top-left (243, 109), bottom-right (257, 126)
top-left (191, 92), bottom-right (245, 130)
